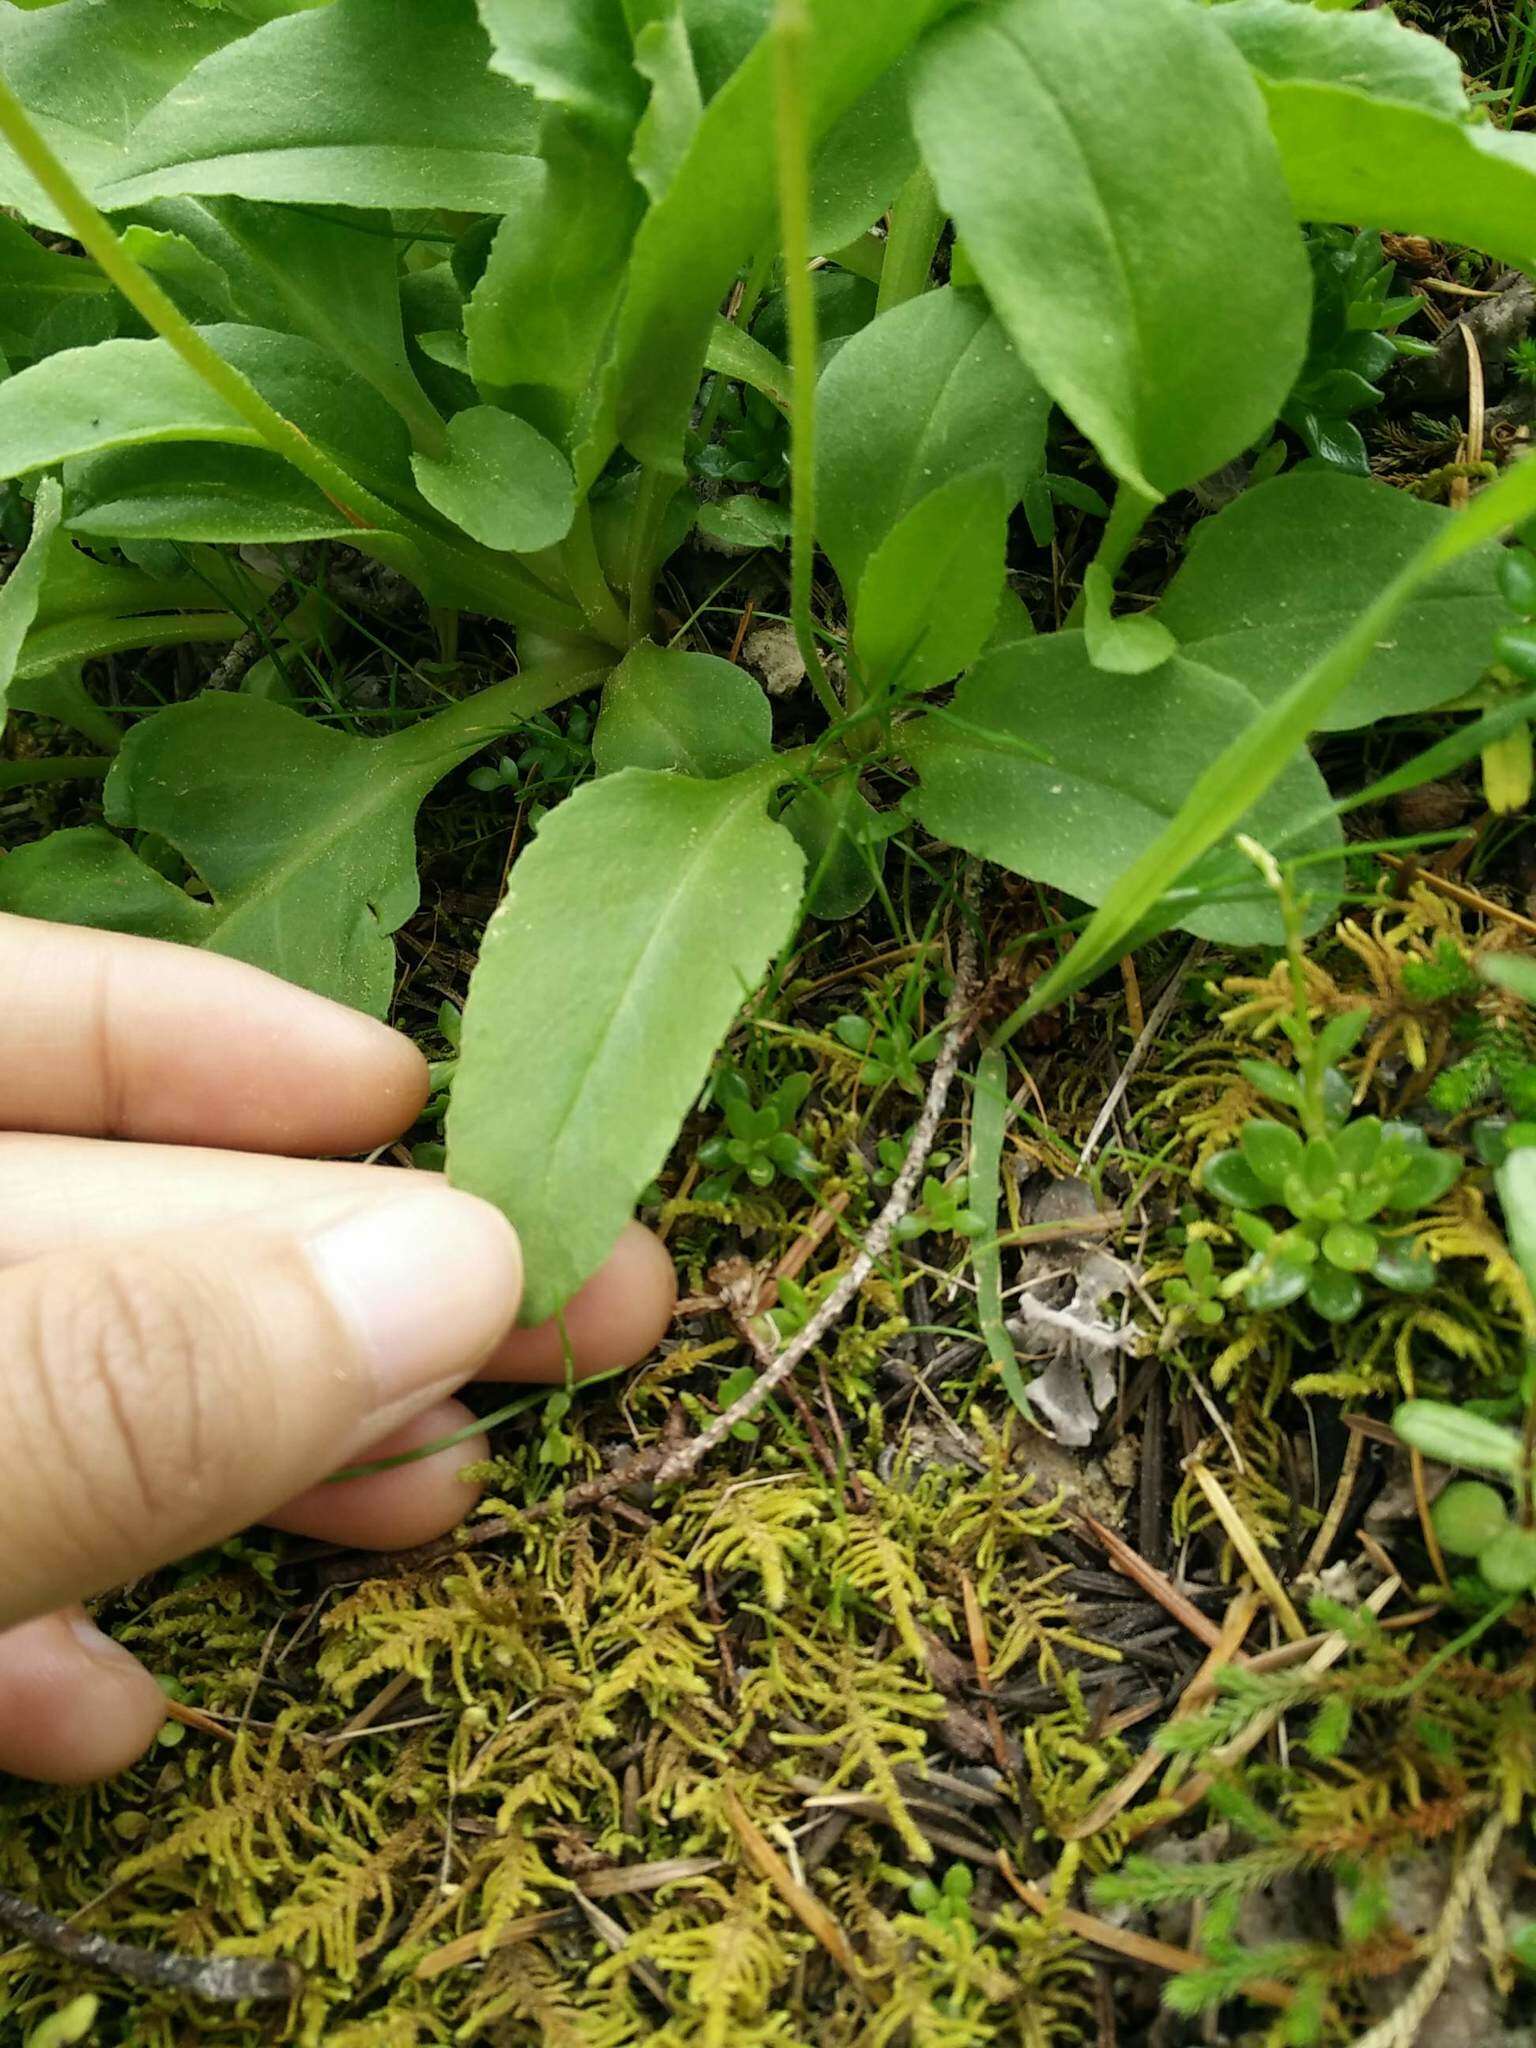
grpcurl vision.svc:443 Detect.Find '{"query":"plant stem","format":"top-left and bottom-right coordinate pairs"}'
top-left (772, 0), bottom-right (842, 727)
top-left (0, 75), bottom-right (384, 531)
top-left (875, 165), bottom-right (944, 316)
top-left (1064, 479), bottom-right (1159, 625)
top-left (390, 650), bottom-right (616, 776)
top-left (0, 754), bottom-right (110, 793)
top-left (561, 501), bottom-right (630, 649)
top-left (624, 467), bottom-right (678, 643)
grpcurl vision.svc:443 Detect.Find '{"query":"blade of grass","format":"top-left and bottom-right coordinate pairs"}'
top-left (969, 1044), bottom-right (1031, 1417)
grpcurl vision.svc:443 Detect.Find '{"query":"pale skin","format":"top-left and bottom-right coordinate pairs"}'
top-left (0, 914), bottom-right (677, 1784)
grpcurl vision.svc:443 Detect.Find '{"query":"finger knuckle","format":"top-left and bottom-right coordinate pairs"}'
top-left (31, 1253), bottom-right (231, 1539)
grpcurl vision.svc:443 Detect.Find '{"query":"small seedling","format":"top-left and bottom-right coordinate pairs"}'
top-left (696, 1067), bottom-right (821, 1200)
top-left (890, 1172), bottom-right (989, 1244)
top-left (906, 1861), bottom-right (975, 1928)
top-left (1280, 227), bottom-right (1429, 474)
top-left (835, 1009), bottom-right (948, 1097)
top-left (1163, 1235), bottom-right (1227, 1328)
top-left (1201, 844), bottom-right (1460, 1321)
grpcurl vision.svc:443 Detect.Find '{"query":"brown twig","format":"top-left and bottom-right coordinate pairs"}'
top-left (0, 1887), bottom-right (300, 2004)
top-left (652, 919), bottom-right (983, 1488)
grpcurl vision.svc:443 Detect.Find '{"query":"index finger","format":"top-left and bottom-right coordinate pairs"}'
top-left (0, 915), bottom-right (429, 1154)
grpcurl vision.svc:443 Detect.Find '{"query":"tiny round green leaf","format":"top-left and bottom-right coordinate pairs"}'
top-left (1431, 1479), bottom-right (1510, 1559)
top-left (411, 404), bottom-right (576, 553)
top-left (1474, 1522), bottom-right (1536, 1593)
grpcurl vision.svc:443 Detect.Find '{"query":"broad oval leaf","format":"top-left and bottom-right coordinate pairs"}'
top-left (592, 642), bottom-right (772, 778)
top-left (0, 694), bottom-right (500, 1012)
top-left (98, 0), bottom-right (541, 213)
top-left (446, 768), bottom-right (804, 1322)
top-left (903, 634), bottom-right (1342, 945)
top-left (782, 776), bottom-right (884, 920)
top-left (1213, 0), bottom-right (1466, 120)
top-left (816, 286), bottom-right (1046, 600)
top-left (854, 470), bottom-right (1008, 696)
top-left (0, 326), bottom-right (412, 495)
top-left (410, 405), bottom-right (577, 553)
top-left (912, 0), bottom-right (1310, 498)
top-left (1222, 0), bottom-right (1536, 272)
top-left (1157, 473), bottom-right (1506, 730)
top-left (64, 445), bottom-right (362, 545)
top-left (0, 0), bottom-right (244, 227)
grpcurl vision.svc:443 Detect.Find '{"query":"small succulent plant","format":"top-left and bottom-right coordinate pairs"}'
top-left (696, 1067), bottom-right (822, 1200)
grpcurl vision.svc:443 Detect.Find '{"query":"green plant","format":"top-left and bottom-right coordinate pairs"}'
top-left (0, 0), bottom-right (1535, 1331)
top-left (1199, 842), bottom-right (1462, 1322)
top-left (1163, 1234), bottom-right (1228, 1329)
top-left (696, 1065), bottom-right (821, 1200)
top-left (1279, 226), bottom-right (1429, 475)
top-left (906, 1860), bottom-right (975, 1928)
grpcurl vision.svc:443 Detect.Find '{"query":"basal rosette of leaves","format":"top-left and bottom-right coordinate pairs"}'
top-left (0, 0), bottom-right (1535, 1321)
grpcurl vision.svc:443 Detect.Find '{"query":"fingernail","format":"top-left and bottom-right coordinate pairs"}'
top-left (68, 1614), bottom-right (142, 1670)
top-left (304, 1190), bottom-right (523, 1415)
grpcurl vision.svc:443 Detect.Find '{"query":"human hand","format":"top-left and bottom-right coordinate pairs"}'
top-left (0, 915), bottom-right (676, 1783)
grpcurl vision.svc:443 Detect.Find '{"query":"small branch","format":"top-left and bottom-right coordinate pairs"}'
top-left (653, 918), bottom-right (982, 1488)
top-left (0, 1887), bottom-right (300, 2004)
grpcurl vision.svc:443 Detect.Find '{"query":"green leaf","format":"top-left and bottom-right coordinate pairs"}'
top-left (592, 641), bottom-right (771, 778)
top-left (1498, 1147), bottom-right (1536, 1306)
top-left (1370, 1238), bottom-right (1436, 1294)
top-left (1393, 1399), bottom-right (1522, 1477)
top-left (99, 0), bottom-right (541, 214)
top-left (474, 0), bottom-right (644, 141)
top-left (1157, 474), bottom-right (1506, 730)
top-left (631, 11), bottom-right (706, 200)
top-left (1383, 1147), bottom-right (1462, 1212)
top-left (1475, 1524), bottom-right (1536, 1593)
top-left (694, 495), bottom-right (793, 549)
top-left (0, 326), bottom-right (412, 496)
top-left (854, 471), bottom-right (1007, 697)
top-left (0, 217), bottom-right (113, 365)
top-left (410, 405), bottom-right (576, 553)
top-left (0, 478), bottom-right (62, 739)
top-left (464, 116), bottom-right (645, 449)
top-left (1213, 0), bottom-right (1467, 120)
top-left (592, 0), bottom-right (962, 483)
top-left (1226, 1), bottom-right (1536, 273)
top-left (446, 768), bottom-right (804, 1321)
top-left (1431, 1479), bottom-right (1509, 1559)
top-left (1483, 955), bottom-right (1536, 1007)
top-left (781, 775), bottom-right (883, 920)
top-left (195, 200), bottom-right (443, 450)
top-left (816, 286), bottom-right (1046, 599)
top-left (63, 444), bottom-right (360, 546)
top-left (904, 635), bottom-right (1341, 945)
top-left (1322, 1221), bottom-right (1377, 1272)
top-left (0, 0), bottom-right (243, 227)
top-left (1239, 1120), bottom-right (1304, 1190)
top-left (1202, 1153), bottom-right (1272, 1210)
top-left (912, 0), bottom-right (1308, 497)
top-left (1306, 1264), bottom-right (1362, 1322)
top-left (0, 691), bottom-right (524, 1011)
top-left (0, 826), bottom-right (210, 944)
top-left (808, 56), bottom-right (920, 255)
top-left (1081, 563), bottom-right (1177, 678)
